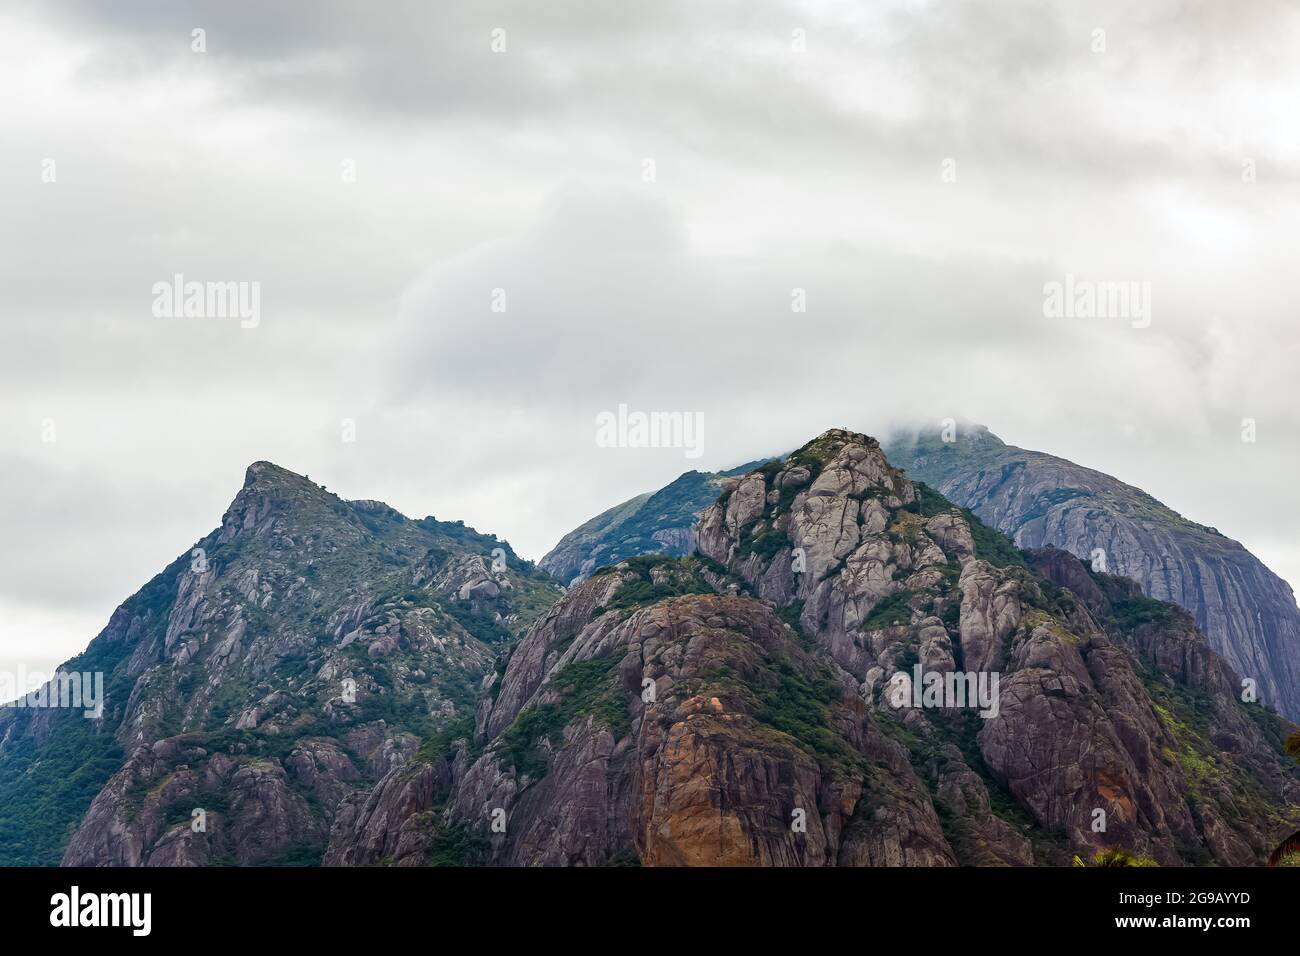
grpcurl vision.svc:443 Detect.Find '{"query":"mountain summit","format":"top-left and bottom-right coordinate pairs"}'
top-left (0, 463), bottom-right (561, 866)
top-left (2, 439), bottom-right (1297, 868)
top-left (328, 428), bottom-right (1298, 865)
top-left (542, 424), bottom-right (1300, 722)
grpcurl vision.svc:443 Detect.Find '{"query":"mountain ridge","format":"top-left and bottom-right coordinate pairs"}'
top-left (540, 423), bottom-right (1300, 721)
top-left (883, 425), bottom-right (1300, 722)
top-left (325, 428), bottom-right (1300, 866)
top-left (3, 435), bottom-right (1297, 867)
top-left (0, 461), bottom-right (562, 865)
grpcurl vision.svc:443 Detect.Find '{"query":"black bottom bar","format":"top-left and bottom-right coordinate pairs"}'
top-left (0, 866), bottom-right (1287, 942)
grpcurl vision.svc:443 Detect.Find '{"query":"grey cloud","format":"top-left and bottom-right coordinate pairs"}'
top-left (28, 0), bottom-right (1300, 190)
top-left (2, 0), bottom-right (1298, 674)
top-left (387, 187), bottom-right (1041, 400)
top-left (0, 454), bottom-right (225, 610)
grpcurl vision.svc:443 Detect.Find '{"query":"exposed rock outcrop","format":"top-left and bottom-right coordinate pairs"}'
top-left (328, 430), bottom-right (1300, 867)
top-left (10, 432), bottom-right (1299, 869)
top-left (0, 461), bottom-right (562, 866)
top-left (542, 424), bottom-right (1300, 721)
top-left (886, 425), bottom-right (1300, 720)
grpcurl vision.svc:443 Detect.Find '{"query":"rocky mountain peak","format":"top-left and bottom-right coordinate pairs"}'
top-left (794, 428), bottom-right (896, 475)
top-left (885, 425), bottom-right (1300, 720)
top-left (805, 425), bottom-right (869, 449)
top-left (219, 462), bottom-right (350, 545)
top-left (239, 460), bottom-right (343, 496)
top-left (0, 460), bottom-right (565, 866)
top-left (243, 460), bottom-right (311, 488)
top-left (697, 428), bottom-right (919, 608)
top-left (5, 431), bottom-right (1298, 869)
top-left (321, 431), bottom-right (1300, 867)
top-left (542, 421), bottom-right (1300, 722)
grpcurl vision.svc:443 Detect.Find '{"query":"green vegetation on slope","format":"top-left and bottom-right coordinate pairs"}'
top-left (862, 591), bottom-right (915, 630)
top-left (498, 656), bottom-right (630, 781)
top-left (594, 555), bottom-right (714, 612)
top-left (0, 555), bottom-right (186, 865)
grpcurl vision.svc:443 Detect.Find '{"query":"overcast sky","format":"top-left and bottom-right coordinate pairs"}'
top-left (3, 0), bottom-right (1299, 675)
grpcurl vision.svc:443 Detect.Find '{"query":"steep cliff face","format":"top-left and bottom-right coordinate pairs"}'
top-left (0, 462), bottom-right (561, 866)
top-left (325, 573), bottom-right (959, 867)
top-left (541, 426), bottom-right (1300, 723)
top-left (9, 435), bottom-right (1298, 867)
top-left (327, 431), bottom-right (1300, 867)
top-left (689, 430), bottom-right (1298, 863)
top-left (884, 426), bottom-right (1300, 721)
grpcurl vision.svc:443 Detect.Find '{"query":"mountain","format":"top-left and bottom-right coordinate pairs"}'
top-left (325, 430), bottom-right (1298, 866)
top-left (5, 436), bottom-right (1298, 867)
top-left (539, 460), bottom-right (769, 585)
top-left (539, 470), bottom-right (745, 587)
top-left (0, 462), bottom-right (561, 866)
top-left (541, 425), bottom-right (1300, 721)
top-left (882, 425), bottom-right (1300, 722)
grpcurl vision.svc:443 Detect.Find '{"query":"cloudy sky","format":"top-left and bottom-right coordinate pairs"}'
top-left (3, 0), bottom-right (1299, 675)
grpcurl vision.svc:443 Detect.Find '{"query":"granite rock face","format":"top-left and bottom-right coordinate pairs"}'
top-left (543, 424), bottom-right (1300, 722)
top-left (327, 584), bottom-right (958, 868)
top-left (9, 432), bottom-right (1300, 868)
top-left (885, 425), bottom-right (1300, 721)
top-left (0, 462), bottom-right (561, 866)
top-left (326, 430), bottom-right (1300, 867)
